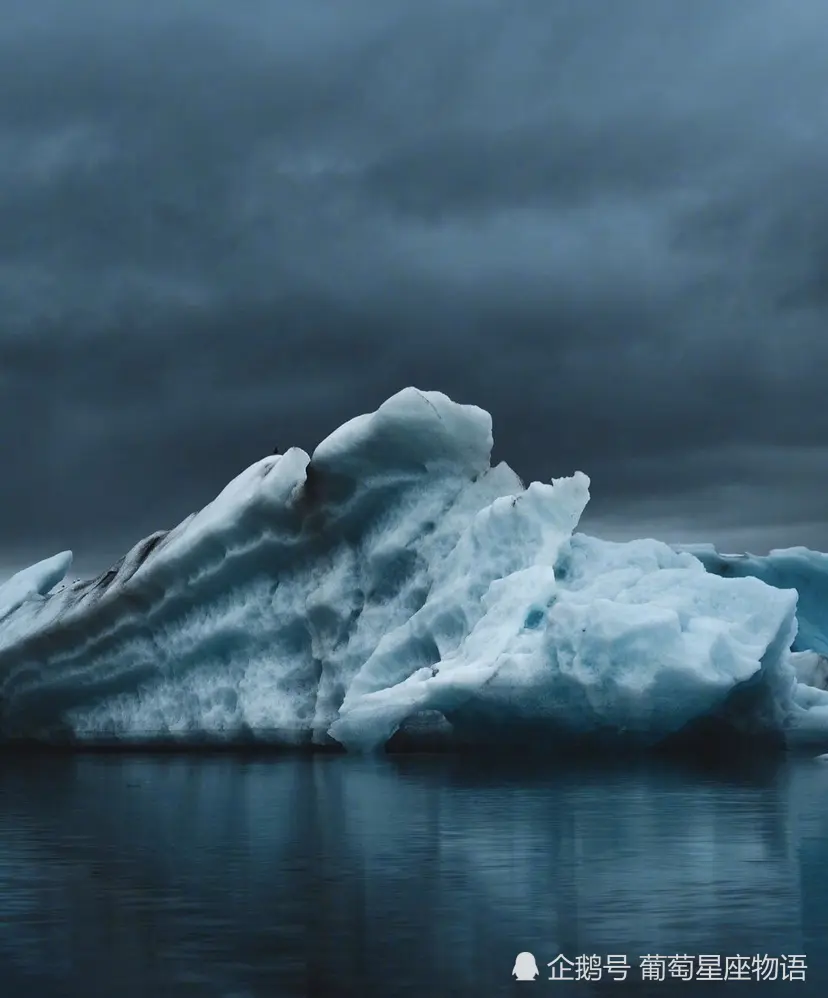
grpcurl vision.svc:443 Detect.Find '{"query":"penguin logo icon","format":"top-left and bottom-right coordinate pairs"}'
top-left (512, 952), bottom-right (539, 981)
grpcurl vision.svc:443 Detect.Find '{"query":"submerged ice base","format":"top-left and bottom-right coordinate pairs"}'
top-left (2, 387), bottom-right (828, 753)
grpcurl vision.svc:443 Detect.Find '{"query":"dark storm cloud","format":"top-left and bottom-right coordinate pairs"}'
top-left (3, 0), bottom-right (828, 575)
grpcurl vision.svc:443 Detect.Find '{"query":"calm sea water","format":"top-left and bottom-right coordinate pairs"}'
top-left (0, 752), bottom-right (826, 997)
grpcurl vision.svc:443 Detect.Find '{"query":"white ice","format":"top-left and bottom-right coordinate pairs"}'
top-left (0, 550), bottom-right (73, 623)
top-left (1, 387), bottom-right (827, 753)
top-left (686, 545), bottom-right (828, 657)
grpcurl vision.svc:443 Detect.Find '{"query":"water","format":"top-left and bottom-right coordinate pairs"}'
top-left (0, 752), bottom-right (827, 997)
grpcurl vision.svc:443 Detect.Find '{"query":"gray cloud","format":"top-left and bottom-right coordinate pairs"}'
top-left (3, 0), bottom-right (828, 575)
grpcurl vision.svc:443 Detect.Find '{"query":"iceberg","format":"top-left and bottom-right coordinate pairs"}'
top-left (1, 387), bottom-right (828, 754)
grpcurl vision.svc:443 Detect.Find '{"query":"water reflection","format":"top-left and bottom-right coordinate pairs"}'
top-left (0, 753), bottom-right (826, 996)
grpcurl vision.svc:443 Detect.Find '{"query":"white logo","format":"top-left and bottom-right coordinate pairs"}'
top-left (512, 952), bottom-right (539, 981)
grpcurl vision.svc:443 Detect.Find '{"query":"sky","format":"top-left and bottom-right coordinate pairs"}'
top-left (4, 0), bottom-right (828, 578)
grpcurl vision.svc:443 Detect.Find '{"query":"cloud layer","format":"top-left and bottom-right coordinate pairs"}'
top-left (4, 0), bottom-right (828, 572)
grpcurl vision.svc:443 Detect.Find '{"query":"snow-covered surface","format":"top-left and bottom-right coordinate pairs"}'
top-left (1, 387), bottom-right (828, 753)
